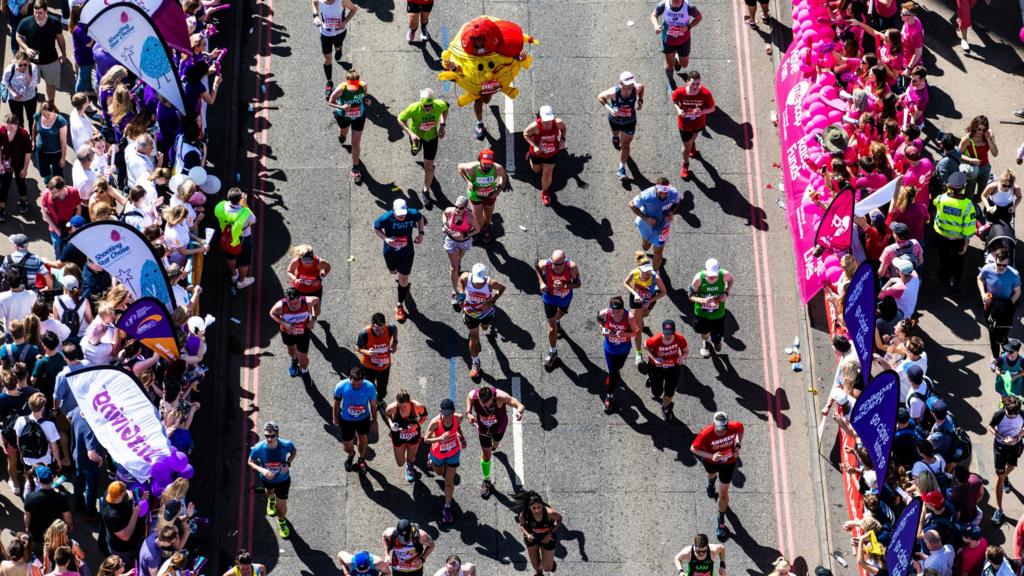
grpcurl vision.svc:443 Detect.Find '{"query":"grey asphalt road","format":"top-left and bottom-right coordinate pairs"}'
top-left (216, 0), bottom-right (828, 574)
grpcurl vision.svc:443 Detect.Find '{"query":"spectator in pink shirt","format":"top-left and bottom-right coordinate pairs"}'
top-left (901, 67), bottom-right (929, 126)
top-left (855, 156), bottom-right (890, 196)
top-left (899, 2), bottom-right (924, 69)
top-left (878, 222), bottom-right (924, 279)
top-left (901, 146), bottom-right (934, 203)
top-left (879, 257), bottom-right (921, 318)
top-left (886, 185), bottom-right (930, 243)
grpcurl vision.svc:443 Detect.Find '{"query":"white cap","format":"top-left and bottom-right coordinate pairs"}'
top-left (61, 276), bottom-right (79, 291)
top-left (419, 88), bottom-right (434, 102)
top-left (638, 262), bottom-right (654, 273)
top-left (187, 316), bottom-right (206, 334)
top-left (471, 263), bottom-right (488, 283)
top-left (705, 258), bottom-right (721, 276)
top-left (539, 105), bottom-right (555, 121)
top-left (830, 387), bottom-right (850, 405)
top-left (187, 166), bottom-right (208, 186)
top-left (619, 71), bottom-right (636, 85)
top-left (393, 199), bottom-right (408, 217)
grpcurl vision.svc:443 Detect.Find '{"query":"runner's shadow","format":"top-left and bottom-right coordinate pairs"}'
top-left (675, 189), bottom-right (701, 229)
top-left (288, 524), bottom-right (341, 575)
top-left (549, 200), bottom-right (616, 253)
top-left (620, 157), bottom-right (655, 191)
top-left (724, 508), bottom-right (782, 565)
top-left (311, 320), bottom-right (360, 378)
top-left (454, 508), bottom-right (529, 567)
top-left (555, 331), bottom-right (604, 398)
top-left (418, 38), bottom-right (443, 71)
top-left (710, 354), bottom-right (786, 427)
top-left (488, 307), bottom-right (536, 352)
top-left (360, 166), bottom-right (402, 206)
top-left (356, 464), bottom-right (439, 531)
top-left (365, 97), bottom-right (406, 143)
top-left (485, 240), bottom-right (541, 296)
top-left (705, 108), bottom-right (752, 151)
top-left (405, 309), bottom-right (467, 360)
top-left (549, 152), bottom-right (592, 194)
top-left (494, 452), bottom-right (522, 494)
top-left (691, 157), bottom-right (769, 231)
top-left (555, 523), bottom-right (588, 562)
top-left (349, 0), bottom-right (393, 22)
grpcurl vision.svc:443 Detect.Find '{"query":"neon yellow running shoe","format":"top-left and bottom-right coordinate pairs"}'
top-left (266, 496), bottom-right (277, 517)
top-left (278, 518), bottom-right (290, 538)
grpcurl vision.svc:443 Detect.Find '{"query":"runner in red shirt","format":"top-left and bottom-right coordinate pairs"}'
top-left (643, 319), bottom-right (689, 420)
top-left (671, 71), bottom-right (715, 180)
top-left (286, 244), bottom-right (332, 299)
top-left (691, 411), bottom-right (744, 541)
top-left (524, 105), bottom-right (567, 207)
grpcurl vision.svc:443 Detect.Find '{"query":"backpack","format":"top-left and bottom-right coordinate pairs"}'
top-left (892, 241), bottom-right (920, 270)
top-left (0, 397), bottom-right (25, 440)
top-left (219, 222), bottom-right (242, 256)
top-left (0, 252), bottom-right (31, 292)
top-left (17, 417), bottom-right (49, 459)
top-left (2, 341), bottom-right (32, 369)
top-left (58, 296), bottom-right (84, 337)
top-left (949, 425), bottom-right (972, 464)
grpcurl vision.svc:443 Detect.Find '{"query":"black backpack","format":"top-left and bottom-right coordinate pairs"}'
top-left (0, 252), bottom-right (31, 292)
top-left (17, 417), bottom-right (49, 459)
top-left (58, 296), bottom-right (84, 337)
top-left (0, 397), bottom-right (25, 440)
top-left (950, 426), bottom-right (973, 464)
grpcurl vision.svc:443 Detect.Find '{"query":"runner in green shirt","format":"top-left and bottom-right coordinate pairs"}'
top-left (398, 88), bottom-right (449, 208)
top-left (456, 148), bottom-right (509, 243)
top-left (688, 258), bottom-right (734, 358)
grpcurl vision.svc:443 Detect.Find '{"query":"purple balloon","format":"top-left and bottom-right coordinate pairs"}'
top-left (170, 450), bottom-right (189, 473)
top-left (180, 464), bottom-right (195, 480)
top-left (151, 459), bottom-right (171, 478)
top-left (137, 499), bottom-right (150, 517)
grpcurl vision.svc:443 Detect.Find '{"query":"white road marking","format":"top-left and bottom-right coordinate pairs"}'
top-left (418, 376), bottom-right (427, 396)
top-left (504, 95), bottom-right (515, 174)
top-left (511, 376), bottom-right (524, 488)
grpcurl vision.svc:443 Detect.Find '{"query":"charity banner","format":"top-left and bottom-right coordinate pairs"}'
top-left (68, 221), bottom-right (176, 311)
top-left (66, 366), bottom-right (171, 481)
top-left (776, 42), bottom-right (826, 303)
top-left (82, 0), bottom-right (190, 53)
top-left (886, 497), bottom-right (922, 576)
top-left (815, 188), bottom-right (855, 254)
top-left (117, 297), bottom-right (180, 361)
top-left (854, 176), bottom-right (902, 217)
top-left (82, 2), bottom-right (187, 113)
top-left (850, 370), bottom-right (899, 480)
top-left (843, 261), bottom-right (878, 386)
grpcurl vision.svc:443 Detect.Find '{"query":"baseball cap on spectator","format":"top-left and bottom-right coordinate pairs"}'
top-left (163, 498), bottom-right (182, 521)
top-left (440, 398), bottom-right (455, 416)
top-left (106, 481), bottom-right (127, 503)
top-left (921, 490), bottom-right (944, 509)
top-left (34, 465), bottom-right (53, 484)
top-left (964, 525), bottom-right (982, 540)
top-left (10, 233), bottom-right (28, 247)
top-left (393, 199), bottom-right (408, 217)
top-left (62, 276), bottom-right (79, 291)
top-left (889, 221), bottom-right (909, 238)
top-left (893, 257), bottom-right (914, 276)
top-left (1004, 338), bottom-right (1022, 353)
top-left (896, 406), bottom-right (911, 423)
top-left (930, 399), bottom-right (947, 420)
top-left (67, 215), bottom-right (87, 229)
top-left (906, 363), bottom-right (924, 385)
top-left (868, 209), bottom-right (885, 226)
top-left (830, 387), bottom-right (850, 406)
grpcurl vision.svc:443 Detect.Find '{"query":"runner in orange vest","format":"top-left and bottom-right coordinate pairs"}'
top-left (355, 312), bottom-right (398, 416)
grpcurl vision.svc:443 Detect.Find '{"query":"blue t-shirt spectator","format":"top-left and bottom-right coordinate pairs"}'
top-left (333, 379), bottom-right (377, 422)
top-left (248, 438), bottom-right (296, 483)
top-left (979, 262), bottom-right (1021, 301)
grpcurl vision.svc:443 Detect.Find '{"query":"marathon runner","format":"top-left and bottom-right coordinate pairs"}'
top-left (457, 148), bottom-right (509, 244)
top-left (268, 287), bottom-right (320, 387)
top-left (338, 550), bottom-right (388, 575)
top-left (534, 250), bottom-right (581, 368)
top-left (691, 411), bottom-right (745, 540)
top-left (398, 89), bottom-right (449, 208)
top-left (650, 0), bottom-right (702, 91)
top-left (597, 71), bottom-right (645, 180)
top-left (523, 105), bottom-right (567, 207)
top-left (381, 519), bottom-right (435, 576)
top-left (373, 198), bottom-right (425, 323)
top-left (311, 0), bottom-right (357, 99)
top-left (597, 296), bottom-right (638, 413)
top-left (356, 312), bottom-right (398, 414)
top-left (459, 263), bottom-right (506, 379)
top-left (441, 195), bottom-right (480, 307)
top-left (404, 0), bottom-right (433, 44)
top-left (689, 258), bottom-right (734, 358)
top-left (629, 178), bottom-right (680, 271)
top-left (332, 366), bottom-right (378, 475)
top-left (516, 490), bottom-right (562, 576)
top-left (327, 69), bottom-right (373, 183)
top-left (247, 421), bottom-right (296, 538)
top-left (465, 385), bottom-right (525, 499)
top-left (674, 533), bottom-right (728, 576)
top-left (287, 244), bottom-right (331, 299)
top-left (644, 319), bottom-right (689, 420)
top-left (671, 70), bottom-right (716, 179)
top-left (425, 398), bottom-right (466, 524)
top-left (385, 389), bottom-right (427, 483)
top-left (433, 555), bottom-right (476, 576)
top-left (623, 252), bottom-right (668, 366)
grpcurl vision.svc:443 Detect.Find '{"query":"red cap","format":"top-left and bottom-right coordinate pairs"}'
top-left (921, 490), bottom-right (944, 509)
top-left (479, 149), bottom-right (495, 162)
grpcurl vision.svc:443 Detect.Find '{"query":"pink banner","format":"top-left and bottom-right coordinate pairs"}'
top-left (815, 188), bottom-right (854, 253)
top-left (776, 43), bottom-right (826, 303)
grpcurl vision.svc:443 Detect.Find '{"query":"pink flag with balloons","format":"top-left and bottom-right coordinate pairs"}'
top-left (775, 0), bottom-right (850, 303)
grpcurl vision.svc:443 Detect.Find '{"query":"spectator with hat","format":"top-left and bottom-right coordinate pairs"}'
top-left (922, 488), bottom-right (959, 547)
top-left (878, 221), bottom-right (923, 280)
top-left (927, 399), bottom-right (957, 462)
top-left (893, 406), bottom-right (925, 468)
top-left (978, 247), bottom-right (1021, 366)
top-left (2, 232), bottom-right (50, 292)
top-left (956, 525), bottom-right (988, 576)
top-left (932, 170), bottom-right (976, 293)
top-left (99, 480), bottom-right (144, 565)
top-left (994, 338), bottom-right (1024, 398)
top-left (23, 464), bottom-right (71, 545)
top-left (905, 363), bottom-right (935, 423)
top-left (855, 209), bottom-right (891, 266)
top-left (879, 256), bottom-right (920, 318)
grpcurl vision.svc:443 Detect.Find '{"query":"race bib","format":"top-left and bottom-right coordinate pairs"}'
top-left (418, 120), bottom-right (436, 132)
top-left (390, 236), bottom-right (408, 249)
top-left (701, 298), bottom-right (719, 312)
top-left (540, 142), bottom-right (556, 154)
top-left (667, 25), bottom-right (687, 37)
top-left (479, 414), bottom-right (498, 428)
top-left (614, 106), bottom-right (633, 118)
top-left (323, 16), bottom-right (342, 30)
top-left (658, 224), bottom-right (671, 243)
top-left (347, 404), bottom-right (366, 418)
top-left (399, 427), bottom-right (418, 440)
top-left (345, 105), bottom-right (361, 118)
top-left (298, 277), bottom-right (314, 286)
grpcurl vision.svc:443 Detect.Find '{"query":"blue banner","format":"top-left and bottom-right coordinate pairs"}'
top-left (886, 497), bottom-right (922, 576)
top-left (850, 370), bottom-right (899, 482)
top-left (843, 260), bottom-right (878, 387)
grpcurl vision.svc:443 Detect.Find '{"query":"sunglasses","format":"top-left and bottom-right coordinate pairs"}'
top-left (265, 434), bottom-right (277, 439)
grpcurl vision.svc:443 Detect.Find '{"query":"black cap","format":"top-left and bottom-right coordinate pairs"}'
top-left (930, 399), bottom-right (948, 420)
top-left (907, 364), bottom-right (924, 385)
top-left (896, 406), bottom-right (910, 423)
top-left (163, 499), bottom-right (182, 521)
top-left (440, 398), bottom-right (455, 416)
top-left (662, 319), bottom-right (676, 332)
top-left (889, 221), bottom-right (910, 237)
top-left (1005, 338), bottom-right (1022, 353)
top-left (609, 298), bottom-right (624, 310)
top-left (396, 519), bottom-right (413, 538)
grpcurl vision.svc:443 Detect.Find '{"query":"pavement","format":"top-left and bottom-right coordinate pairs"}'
top-left (216, 0), bottom-right (833, 574)
top-left (808, 0), bottom-right (1024, 571)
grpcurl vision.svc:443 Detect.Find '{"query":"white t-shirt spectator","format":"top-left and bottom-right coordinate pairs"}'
top-left (906, 377), bottom-right (934, 421)
top-left (0, 289), bottom-right (38, 330)
top-left (53, 294), bottom-right (89, 339)
top-left (164, 221), bottom-right (191, 255)
top-left (125, 141), bottom-right (157, 202)
top-left (68, 110), bottom-right (94, 153)
top-left (72, 160), bottom-right (98, 204)
top-left (39, 318), bottom-right (71, 344)
top-left (911, 455), bottom-right (946, 478)
top-left (13, 414), bottom-right (59, 466)
top-left (896, 354), bottom-right (929, 401)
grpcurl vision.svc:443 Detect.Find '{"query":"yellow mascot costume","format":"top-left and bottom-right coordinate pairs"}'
top-left (438, 16), bottom-right (537, 106)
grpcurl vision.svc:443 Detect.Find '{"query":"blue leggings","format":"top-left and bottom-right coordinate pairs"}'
top-left (603, 346), bottom-right (630, 393)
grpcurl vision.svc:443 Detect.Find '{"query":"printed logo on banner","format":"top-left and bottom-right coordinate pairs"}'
top-left (886, 498), bottom-right (922, 576)
top-left (850, 370), bottom-right (899, 480)
top-left (107, 12), bottom-right (135, 48)
top-left (844, 262), bottom-right (878, 385)
top-left (117, 297), bottom-right (179, 361)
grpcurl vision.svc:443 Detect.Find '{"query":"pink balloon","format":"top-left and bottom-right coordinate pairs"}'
top-left (822, 86), bottom-right (838, 100)
top-left (823, 254), bottom-right (840, 269)
top-left (826, 265), bottom-right (843, 284)
top-left (807, 102), bottom-right (826, 118)
top-left (1019, 26), bottom-right (1024, 43)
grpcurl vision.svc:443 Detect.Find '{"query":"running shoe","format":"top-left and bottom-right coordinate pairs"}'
top-left (351, 166), bottom-right (362, 184)
top-left (334, 49), bottom-right (344, 63)
top-left (422, 188), bottom-right (433, 209)
top-left (662, 402), bottom-right (674, 421)
top-left (411, 138), bottom-right (422, 156)
top-left (1004, 479), bottom-right (1013, 494)
top-left (603, 395), bottom-right (614, 414)
top-left (405, 464), bottom-right (416, 483)
top-left (300, 371), bottom-right (313, 387)
top-left (420, 26), bottom-right (430, 41)
top-left (237, 277), bottom-right (257, 290)
top-left (344, 454), bottom-right (355, 472)
top-left (540, 190), bottom-right (552, 206)
top-left (396, 304), bottom-right (407, 323)
top-left (960, 38), bottom-right (970, 51)
top-left (679, 164), bottom-right (689, 179)
top-left (451, 292), bottom-right (459, 306)
top-left (634, 350), bottom-right (643, 366)
top-left (993, 509), bottom-right (1005, 524)
top-left (357, 458), bottom-right (368, 474)
top-left (480, 480), bottom-right (491, 499)
top-left (278, 518), bottom-right (290, 538)
top-left (716, 518), bottom-right (727, 541)
top-left (713, 339), bottom-right (722, 353)
top-left (338, 130), bottom-right (347, 144)
top-left (760, 12), bottom-right (770, 23)
top-left (544, 350), bottom-right (558, 368)
top-left (744, 16), bottom-right (757, 29)
top-left (469, 362), bottom-right (482, 379)
top-left (324, 80), bottom-right (334, 101)
top-left (700, 341), bottom-right (711, 358)
top-left (475, 122), bottom-right (485, 141)
top-left (1015, 110), bottom-right (1024, 119)
top-left (288, 358), bottom-right (299, 378)
top-left (706, 481), bottom-right (717, 499)
top-left (616, 165), bottom-right (627, 180)
top-left (689, 148), bottom-right (700, 158)
top-left (611, 135), bottom-right (620, 150)
top-left (406, 28), bottom-right (415, 43)
top-left (673, 58), bottom-right (682, 72)
top-left (442, 504), bottom-right (454, 524)
top-left (266, 495), bottom-right (277, 516)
